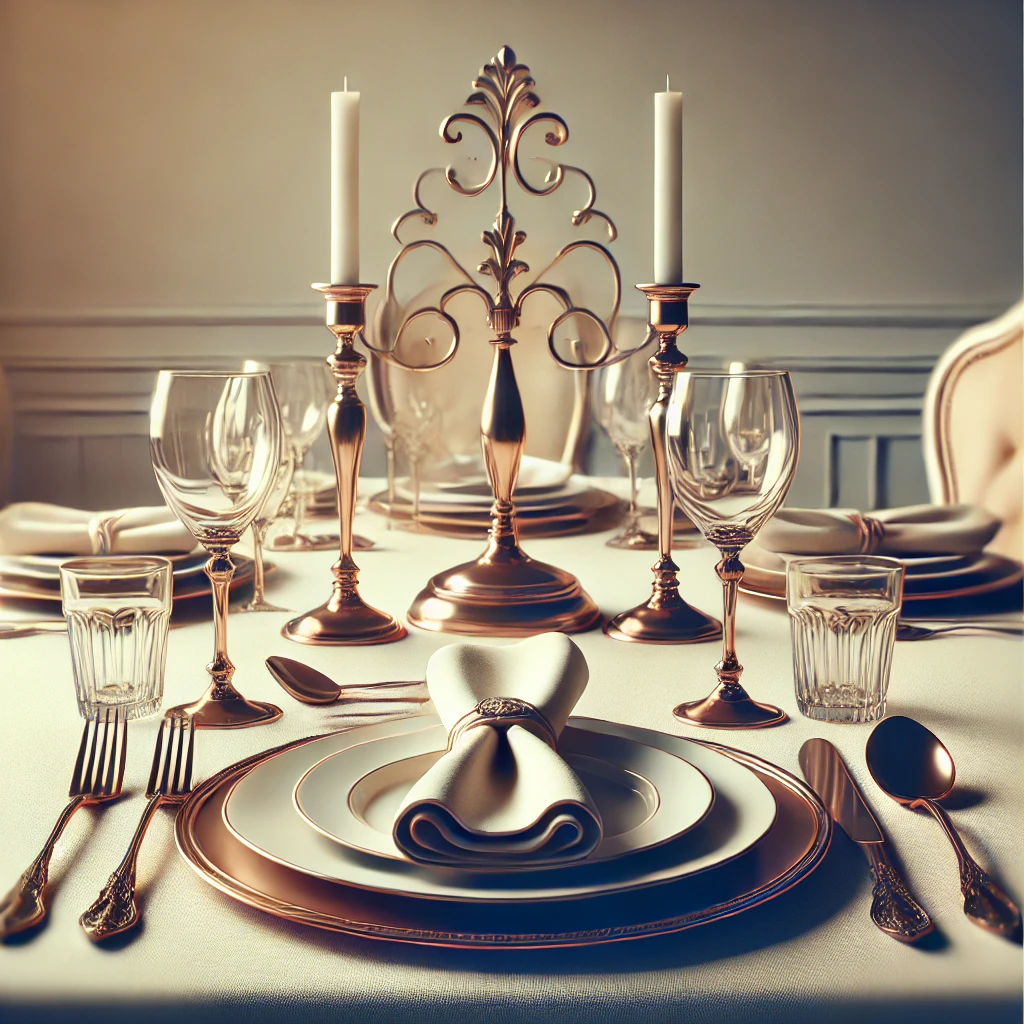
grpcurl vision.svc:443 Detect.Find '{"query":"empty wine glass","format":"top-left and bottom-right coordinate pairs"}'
top-left (392, 381), bottom-right (441, 529)
top-left (243, 359), bottom-right (334, 551)
top-left (365, 349), bottom-right (397, 528)
top-left (593, 340), bottom-right (658, 548)
top-left (240, 447), bottom-right (294, 613)
top-left (667, 369), bottom-right (800, 728)
top-left (149, 370), bottom-right (283, 728)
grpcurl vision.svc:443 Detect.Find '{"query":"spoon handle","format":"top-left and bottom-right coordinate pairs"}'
top-left (912, 798), bottom-right (1021, 937)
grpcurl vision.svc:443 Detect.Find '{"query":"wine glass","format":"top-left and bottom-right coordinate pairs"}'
top-left (666, 369), bottom-right (800, 728)
top-left (149, 370), bottom-right (283, 728)
top-left (593, 340), bottom-right (658, 548)
top-left (239, 446), bottom-right (294, 613)
top-left (392, 380), bottom-right (441, 529)
top-left (243, 359), bottom-right (335, 551)
top-left (365, 350), bottom-right (397, 528)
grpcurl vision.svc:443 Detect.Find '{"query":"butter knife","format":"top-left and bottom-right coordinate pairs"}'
top-left (799, 737), bottom-right (933, 942)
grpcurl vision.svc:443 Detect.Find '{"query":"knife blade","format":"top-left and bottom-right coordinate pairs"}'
top-left (799, 737), bottom-right (933, 942)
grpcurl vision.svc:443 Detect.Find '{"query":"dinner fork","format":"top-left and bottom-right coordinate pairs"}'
top-left (0, 706), bottom-right (127, 938)
top-left (79, 712), bottom-right (195, 942)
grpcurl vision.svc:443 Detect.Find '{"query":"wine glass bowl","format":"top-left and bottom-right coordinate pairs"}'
top-left (149, 370), bottom-right (284, 728)
top-left (666, 369), bottom-right (800, 728)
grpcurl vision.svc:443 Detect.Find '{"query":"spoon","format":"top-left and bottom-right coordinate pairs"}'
top-left (897, 620), bottom-right (1023, 642)
top-left (265, 656), bottom-right (427, 707)
top-left (866, 716), bottom-right (1021, 937)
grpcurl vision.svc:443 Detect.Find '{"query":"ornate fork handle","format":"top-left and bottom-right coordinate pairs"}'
top-left (912, 797), bottom-right (1021, 937)
top-left (0, 796), bottom-right (85, 938)
top-left (80, 795), bottom-right (164, 942)
top-left (864, 843), bottom-right (933, 942)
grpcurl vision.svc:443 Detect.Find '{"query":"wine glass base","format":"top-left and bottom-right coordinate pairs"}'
top-left (268, 533), bottom-right (373, 552)
top-left (605, 528), bottom-right (659, 550)
top-left (604, 598), bottom-right (721, 644)
top-left (673, 687), bottom-right (788, 729)
top-left (282, 599), bottom-right (407, 646)
top-left (408, 551), bottom-right (601, 636)
top-left (238, 600), bottom-right (291, 613)
top-left (168, 695), bottom-right (283, 729)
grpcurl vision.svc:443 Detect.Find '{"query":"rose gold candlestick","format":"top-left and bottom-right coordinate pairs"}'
top-left (604, 284), bottom-right (721, 644)
top-left (283, 284), bottom-right (406, 646)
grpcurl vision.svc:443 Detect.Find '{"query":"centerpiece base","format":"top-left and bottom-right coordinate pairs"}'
top-left (408, 547), bottom-right (601, 636)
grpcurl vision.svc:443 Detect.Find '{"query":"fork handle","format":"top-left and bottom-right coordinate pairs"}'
top-left (0, 795), bottom-right (86, 938)
top-left (80, 795), bottom-right (164, 942)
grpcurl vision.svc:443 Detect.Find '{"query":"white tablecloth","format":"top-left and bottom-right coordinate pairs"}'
top-left (1, 482), bottom-right (1021, 1023)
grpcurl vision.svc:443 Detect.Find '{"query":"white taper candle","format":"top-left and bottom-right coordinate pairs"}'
top-left (654, 77), bottom-right (683, 284)
top-left (330, 82), bottom-right (359, 285)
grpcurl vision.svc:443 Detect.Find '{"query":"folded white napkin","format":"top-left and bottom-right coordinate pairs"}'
top-left (0, 502), bottom-right (195, 556)
top-left (393, 632), bottom-right (603, 868)
top-left (757, 504), bottom-right (1000, 559)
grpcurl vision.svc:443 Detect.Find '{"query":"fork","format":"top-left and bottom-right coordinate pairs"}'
top-left (79, 713), bottom-right (195, 941)
top-left (0, 706), bottom-right (127, 938)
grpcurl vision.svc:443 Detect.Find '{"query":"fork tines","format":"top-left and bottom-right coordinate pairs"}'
top-left (70, 706), bottom-right (128, 799)
top-left (147, 713), bottom-right (196, 799)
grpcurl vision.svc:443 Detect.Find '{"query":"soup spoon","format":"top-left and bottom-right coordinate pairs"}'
top-left (866, 716), bottom-right (1020, 937)
top-left (265, 656), bottom-right (426, 707)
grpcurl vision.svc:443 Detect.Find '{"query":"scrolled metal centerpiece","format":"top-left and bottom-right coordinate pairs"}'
top-left (369, 45), bottom-right (636, 636)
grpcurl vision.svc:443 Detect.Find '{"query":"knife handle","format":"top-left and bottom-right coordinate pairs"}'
top-left (864, 843), bottom-right (934, 942)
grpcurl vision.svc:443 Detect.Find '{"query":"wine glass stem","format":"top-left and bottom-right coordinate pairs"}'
top-left (250, 521), bottom-right (268, 605)
top-left (715, 545), bottom-right (745, 689)
top-left (204, 547), bottom-right (238, 698)
top-left (385, 441), bottom-right (396, 530)
top-left (624, 448), bottom-right (640, 527)
top-left (411, 452), bottom-right (421, 525)
top-left (293, 448), bottom-right (307, 540)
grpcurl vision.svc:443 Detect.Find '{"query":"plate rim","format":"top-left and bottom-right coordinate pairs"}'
top-left (291, 725), bottom-right (715, 867)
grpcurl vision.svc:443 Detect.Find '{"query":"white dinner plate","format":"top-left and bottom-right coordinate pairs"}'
top-left (293, 725), bottom-right (715, 866)
top-left (222, 715), bottom-right (777, 903)
top-left (394, 476), bottom-right (591, 510)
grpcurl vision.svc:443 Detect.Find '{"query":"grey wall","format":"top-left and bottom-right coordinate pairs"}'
top-left (0, 0), bottom-right (1020, 507)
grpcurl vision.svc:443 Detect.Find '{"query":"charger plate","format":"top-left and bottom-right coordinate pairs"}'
top-left (176, 717), bottom-right (829, 948)
top-left (740, 549), bottom-right (1024, 604)
top-left (222, 717), bottom-right (773, 901)
top-left (292, 725), bottom-right (715, 866)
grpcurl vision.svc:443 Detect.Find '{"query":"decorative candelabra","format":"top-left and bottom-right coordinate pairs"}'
top-left (604, 285), bottom-right (722, 643)
top-left (282, 284), bottom-right (406, 645)
top-left (364, 45), bottom-right (638, 636)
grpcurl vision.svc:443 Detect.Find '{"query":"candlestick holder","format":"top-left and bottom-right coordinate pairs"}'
top-left (604, 284), bottom-right (721, 644)
top-left (282, 284), bottom-right (406, 646)
top-left (365, 45), bottom-right (640, 636)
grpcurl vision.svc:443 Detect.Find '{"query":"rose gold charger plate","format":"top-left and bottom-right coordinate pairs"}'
top-left (175, 718), bottom-right (830, 948)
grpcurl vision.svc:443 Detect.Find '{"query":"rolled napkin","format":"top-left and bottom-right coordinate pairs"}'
top-left (393, 632), bottom-right (603, 868)
top-left (757, 504), bottom-right (1000, 559)
top-left (0, 502), bottom-right (195, 556)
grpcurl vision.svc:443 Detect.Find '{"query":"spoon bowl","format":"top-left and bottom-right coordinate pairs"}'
top-left (864, 716), bottom-right (956, 803)
top-left (866, 715), bottom-right (1020, 938)
top-left (265, 655), bottom-right (425, 706)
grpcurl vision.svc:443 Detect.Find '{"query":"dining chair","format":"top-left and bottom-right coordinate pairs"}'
top-left (923, 299), bottom-right (1023, 560)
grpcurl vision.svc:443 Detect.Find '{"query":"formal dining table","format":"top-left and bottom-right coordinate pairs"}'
top-left (1, 479), bottom-right (1021, 1024)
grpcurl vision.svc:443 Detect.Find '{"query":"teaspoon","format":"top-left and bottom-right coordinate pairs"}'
top-left (865, 715), bottom-right (1021, 937)
top-left (265, 655), bottom-right (427, 707)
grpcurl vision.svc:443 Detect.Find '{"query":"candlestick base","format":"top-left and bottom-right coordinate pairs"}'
top-left (283, 595), bottom-right (406, 646)
top-left (408, 547), bottom-right (601, 637)
top-left (673, 683), bottom-right (788, 729)
top-left (167, 689), bottom-right (283, 730)
top-left (604, 593), bottom-right (721, 644)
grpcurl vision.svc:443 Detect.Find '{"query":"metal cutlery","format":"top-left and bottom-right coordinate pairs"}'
top-left (896, 620), bottom-right (1023, 642)
top-left (0, 620), bottom-right (70, 639)
top-left (265, 655), bottom-right (427, 707)
top-left (0, 707), bottom-right (127, 938)
top-left (866, 716), bottom-right (1021, 938)
top-left (799, 738), bottom-right (933, 943)
top-left (80, 713), bottom-right (196, 942)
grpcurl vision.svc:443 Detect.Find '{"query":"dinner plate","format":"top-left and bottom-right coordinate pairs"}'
top-left (740, 548), bottom-right (1024, 603)
top-left (220, 716), bottom-right (777, 903)
top-left (399, 459), bottom-right (574, 504)
top-left (177, 719), bottom-right (829, 947)
top-left (292, 726), bottom-right (715, 866)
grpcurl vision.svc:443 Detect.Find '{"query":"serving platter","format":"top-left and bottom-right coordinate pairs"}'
top-left (176, 717), bottom-right (830, 948)
top-left (292, 725), bottom-right (715, 865)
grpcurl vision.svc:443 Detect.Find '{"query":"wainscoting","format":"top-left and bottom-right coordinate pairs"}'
top-left (0, 302), bottom-right (992, 513)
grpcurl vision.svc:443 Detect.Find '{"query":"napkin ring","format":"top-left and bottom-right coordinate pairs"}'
top-left (446, 697), bottom-right (558, 752)
top-left (849, 513), bottom-right (886, 554)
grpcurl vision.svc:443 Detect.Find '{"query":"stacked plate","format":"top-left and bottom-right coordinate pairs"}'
top-left (0, 549), bottom-right (257, 604)
top-left (740, 546), bottom-right (1024, 605)
top-left (176, 714), bottom-right (831, 947)
top-left (368, 458), bottom-right (623, 538)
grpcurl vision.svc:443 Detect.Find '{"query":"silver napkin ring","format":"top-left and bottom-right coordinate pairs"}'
top-left (446, 697), bottom-right (558, 752)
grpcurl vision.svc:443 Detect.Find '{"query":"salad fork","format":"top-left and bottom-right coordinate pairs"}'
top-left (80, 712), bottom-right (195, 941)
top-left (1, 706), bottom-right (127, 938)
